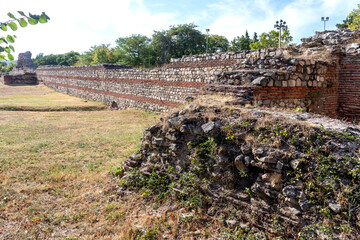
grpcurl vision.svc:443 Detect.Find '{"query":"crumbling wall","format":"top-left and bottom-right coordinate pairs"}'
top-left (34, 30), bottom-right (360, 121)
top-left (338, 55), bottom-right (360, 121)
top-left (2, 72), bottom-right (37, 85)
top-left (2, 51), bottom-right (37, 85)
top-left (36, 48), bottom-right (333, 113)
top-left (36, 61), bottom-right (235, 112)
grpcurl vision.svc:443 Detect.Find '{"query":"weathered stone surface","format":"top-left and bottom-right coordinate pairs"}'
top-left (282, 185), bottom-right (298, 198)
top-left (280, 207), bottom-right (301, 220)
top-left (290, 159), bottom-right (300, 169)
top-left (234, 155), bottom-right (246, 171)
top-left (118, 104), bottom-right (360, 238)
top-left (201, 121), bottom-right (219, 134)
top-left (16, 51), bottom-right (36, 69)
top-left (329, 203), bottom-right (341, 213)
top-left (32, 28), bottom-right (360, 121)
top-left (240, 144), bottom-right (251, 155)
top-left (252, 76), bottom-right (268, 86)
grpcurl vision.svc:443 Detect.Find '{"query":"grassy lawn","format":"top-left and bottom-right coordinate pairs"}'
top-left (0, 84), bottom-right (159, 239)
top-left (0, 83), bottom-right (106, 111)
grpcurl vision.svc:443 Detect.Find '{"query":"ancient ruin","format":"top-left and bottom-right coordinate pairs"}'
top-left (16, 51), bottom-right (36, 70)
top-left (36, 30), bottom-right (360, 122)
top-left (2, 30), bottom-right (360, 121)
top-left (1, 51), bottom-right (37, 84)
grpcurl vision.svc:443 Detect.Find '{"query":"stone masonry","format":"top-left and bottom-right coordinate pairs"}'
top-left (34, 30), bottom-right (360, 121)
top-left (2, 51), bottom-right (37, 85)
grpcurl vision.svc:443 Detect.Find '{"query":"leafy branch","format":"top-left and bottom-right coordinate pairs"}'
top-left (0, 11), bottom-right (50, 61)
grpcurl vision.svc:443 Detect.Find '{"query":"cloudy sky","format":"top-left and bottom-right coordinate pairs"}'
top-left (1, 0), bottom-right (359, 59)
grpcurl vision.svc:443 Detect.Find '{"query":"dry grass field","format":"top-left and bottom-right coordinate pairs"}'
top-left (0, 83), bottom-right (159, 239)
top-left (0, 84), bottom-right (106, 111)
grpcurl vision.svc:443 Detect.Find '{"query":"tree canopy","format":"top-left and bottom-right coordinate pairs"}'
top-left (0, 11), bottom-right (49, 61)
top-left (0, 61), bottom-right (16, 73)
top-left (337, 4), bottom-right (360, 30)
top-left (250, 29), bottom-right (292, 49)
top-left (73, 25), bottom-right (292, 67)
top-left (28, 22), bottom-right (293, 68)
top-left (229, 31), bottom-right (259, 51)
top-left (76, 45), bottom-right (119, 65)
top-left (207, 34), bottom-right (229, 53)
top-left (115, 34), bottom-right (151, 67)
top-left (33, 51), bottom-right (80, 67)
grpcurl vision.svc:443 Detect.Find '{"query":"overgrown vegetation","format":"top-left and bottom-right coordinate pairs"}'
top-left (117, 103), bottom-right (360, 239)
top-left (0, 61), bottom-right (15, 73)
top-left (2, 84), bottom-right (359, 239)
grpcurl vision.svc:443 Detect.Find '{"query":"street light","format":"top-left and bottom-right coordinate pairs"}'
top-left (206, 29), bottom-right (210, 53)
top-left (321, 17), bottom-right (329, 31)
top-left (274, 20), bottom-right (288, 48)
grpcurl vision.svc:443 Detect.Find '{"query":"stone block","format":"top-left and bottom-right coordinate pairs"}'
top-left (252, 76), bottom-right (268, 86)
top-left (288, 80), bottom-right (296, 87)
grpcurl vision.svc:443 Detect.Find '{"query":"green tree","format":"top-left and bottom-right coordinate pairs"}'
top-left (56, 51), bottom-right (80, 66)
top-left (91, 44), bottom-right (118, 64)
top-left (0, 62), bottom-right (16, 73)
top-left (250, 29), bottom-right (292, 49)
top-left (151, 30), bottom-right (172, 65)
top-left (168, 23), bottom-right (206, 58)
top-left (151, 23), bottom-right (206, 65)
top-left (115, 34), bottom-right (151, 67)
top-left (253, 32), bottom-right (259, 42)
top-left (77, 48), bottom-right (95, 65)
top-left (77, 45), bottom-right (119, 65)
top-left (0, 11), bottom-right (49, 61)
top-left (337, 4), bottom-right (360, 30)
top-left (207, 34), bottom-right (229, 53)
top-left (33, 51), bottom-right (80, 67)
top-left (229, 31), bottom-right (251, 51)
top-left (33, 53), bottom-right (57, 66)
top-left (228, 31), bottom-right (259, 51)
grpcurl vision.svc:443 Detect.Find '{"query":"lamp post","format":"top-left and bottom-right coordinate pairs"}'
top-left (274, 20), bottom-right (288, 48)
top-left (206, 28), bottom-right (210, 53)
top-left (321, 17), bottom-right (329, 31)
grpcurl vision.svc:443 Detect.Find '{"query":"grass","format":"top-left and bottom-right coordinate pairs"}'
top-left (0, 83), bottom-right (106, 111)
top-left (0, 84), bottom-right (159, 239)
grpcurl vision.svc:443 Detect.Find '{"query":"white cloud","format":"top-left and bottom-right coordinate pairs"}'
top-left (1, 0), bottom-right (359, 59)
top-left (0, 0), bottom-right (177, 57)
top-left (207, 0), bottom-right (359, 42)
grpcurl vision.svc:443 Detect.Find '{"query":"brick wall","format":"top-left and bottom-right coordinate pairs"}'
top-left (1, 72), bottom-right (37, 85)
top-left (36, 60), bottom-right (236, 112)
top-left (34, 50), bottom-right (360, 122)
top-left (338, 55), bottom-right (360, 121)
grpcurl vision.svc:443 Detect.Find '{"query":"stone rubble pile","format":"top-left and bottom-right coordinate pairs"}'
top-left (300, 29), bottom-right (360, 55)
top-left (121, 105), bottom-right (360, 237)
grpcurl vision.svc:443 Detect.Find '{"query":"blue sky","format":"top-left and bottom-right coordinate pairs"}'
top-left (1, 0), bottom-right (359, 59)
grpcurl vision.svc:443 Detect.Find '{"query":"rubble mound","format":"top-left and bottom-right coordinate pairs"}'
top-left (298, 29), bottom-right (360, 58)
top-left (119, 103), bottom-right (360, 238)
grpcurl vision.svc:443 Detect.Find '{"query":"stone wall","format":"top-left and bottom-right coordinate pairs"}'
top-left (2, 51), bottom-right (37, 85)
top-left (36, 61), bottom-right (235, 112)
top-left (203, 51), bottom-right (340, 118)
top-left (2, 71), bottom-right (37, 85)
top-left (34, 31), bottom-right (360, 121)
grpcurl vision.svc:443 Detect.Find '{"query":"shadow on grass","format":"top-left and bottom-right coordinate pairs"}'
top-left (3, 83), bottom-right (39, 86)
top-left (0, 105), bottom-right (107, 111)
